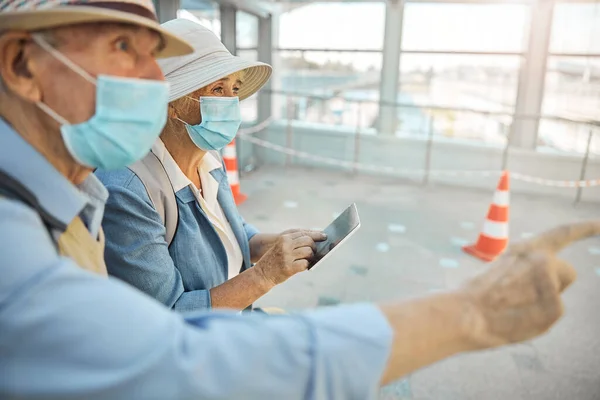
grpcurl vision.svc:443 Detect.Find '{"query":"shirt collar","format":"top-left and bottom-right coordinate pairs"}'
top-left (0, 118), bottom-right (107, 231)
top-left (78, 174), bottom-right (109, 237)
top-left (151, 138), bottom-right (222, 193)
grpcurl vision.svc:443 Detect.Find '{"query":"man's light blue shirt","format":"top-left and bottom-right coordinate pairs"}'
top-left (0, 119), bottom-right (393, 399)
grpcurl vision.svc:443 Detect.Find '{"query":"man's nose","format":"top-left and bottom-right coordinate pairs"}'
top-left (138, 57), bottom-right (165, 81)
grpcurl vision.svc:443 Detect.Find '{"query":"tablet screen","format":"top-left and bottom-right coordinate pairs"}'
top-left (309, 203), bottom-right (360, 269)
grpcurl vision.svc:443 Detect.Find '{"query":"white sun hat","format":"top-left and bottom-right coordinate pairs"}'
top-left (158, 18), bottom-right (272, 102)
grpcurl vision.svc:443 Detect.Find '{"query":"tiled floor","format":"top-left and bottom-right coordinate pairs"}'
top-left (239, 166), bottom-right (600, 400)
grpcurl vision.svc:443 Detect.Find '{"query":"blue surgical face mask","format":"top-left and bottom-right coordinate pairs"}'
top-left (178, 96), bottom-right (241, 151)
top-left (32, 34), bottom-right (170, 170)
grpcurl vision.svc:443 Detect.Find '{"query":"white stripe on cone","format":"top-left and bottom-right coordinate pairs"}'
top-left (227, 171), bottom-right (239, 184)
top-left (482, 220), bottom-right (509, 239)
top-left (492, 191), bottom-right (510, 207)
top-left (223, 145), bottom-right (236, 159)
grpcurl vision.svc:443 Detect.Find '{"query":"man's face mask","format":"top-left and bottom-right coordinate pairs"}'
top-left (32, 34), bottom-right (170, 170)
top-left (177, 96), bottom-right (241, 152)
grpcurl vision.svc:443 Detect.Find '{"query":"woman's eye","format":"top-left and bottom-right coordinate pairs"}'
top-left (213, 87), bottom-right (223, 94)
top-left (233, 87), bottom-right (240, 93)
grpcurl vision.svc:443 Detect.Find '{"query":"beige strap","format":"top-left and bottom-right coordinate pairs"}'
top-left (129, 150), bottom-right (222, 247)
top-left (0, 191), bottom-right (107, 276)
top-left (57, 217), bottom-right (108, 276)
top-left (129, 152), bottom-right (179, 246)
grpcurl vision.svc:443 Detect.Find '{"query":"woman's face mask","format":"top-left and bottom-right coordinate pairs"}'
top-left (177, 96), bottom-right (242, 152)
top-left (32, 34), bottom-right (170, 170)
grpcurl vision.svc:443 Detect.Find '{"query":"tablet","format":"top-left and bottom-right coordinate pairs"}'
top-left (309, 203), bottom-right (361, 269)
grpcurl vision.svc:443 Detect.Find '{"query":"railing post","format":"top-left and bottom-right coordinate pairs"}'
top-left (353, 101), bottom-right (362, 175)
top-left (423, 114), bottom-right (435, 185)
top-left (574, 128), bottom-right (593, 205)
top-left (286, 95), bottom-right (293, 167)
top-left (501, 119), bottom-right (511, 171)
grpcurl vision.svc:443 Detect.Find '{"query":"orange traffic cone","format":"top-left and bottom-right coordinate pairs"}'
top-left (223, 140), bottom-right (247, 205)
top-left (463, 171), bottom-right (510, 262)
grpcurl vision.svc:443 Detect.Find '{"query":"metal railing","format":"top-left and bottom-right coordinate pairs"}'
top-left (240, 89), bottom-right (600, 204)
top-left (265, 88), bottom-right (600, 128)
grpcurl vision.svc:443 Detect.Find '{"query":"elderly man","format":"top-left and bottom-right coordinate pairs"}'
top-left (0, 1), bottom-right (598, 399)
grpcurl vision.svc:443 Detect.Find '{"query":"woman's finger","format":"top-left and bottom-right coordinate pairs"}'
top-left (292, 236), bottom-right (318, 252)
top-left (293, 246), bottom-right (314, 261)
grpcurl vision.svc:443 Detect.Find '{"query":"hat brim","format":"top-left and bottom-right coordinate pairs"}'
top-left (0, 7), bottom-right (193, 58)
top-left (166, 55), bottom-right (273, 102)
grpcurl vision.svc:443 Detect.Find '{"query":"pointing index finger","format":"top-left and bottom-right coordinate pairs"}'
top-left (516, 221), bottom-right (600, 254)
top-left (304, 230), bottom-right (327, 242)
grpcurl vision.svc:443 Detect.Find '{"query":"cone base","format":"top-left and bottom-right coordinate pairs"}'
top-left (462, 244), bottom-right (501, 262)
top-left (234, 192), bottom-right (248, 205)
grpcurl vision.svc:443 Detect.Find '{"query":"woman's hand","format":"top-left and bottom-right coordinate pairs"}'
top-left (252, 231), bottom-right (327, 288)
top-left (249, 229), bottom-right (326, 263)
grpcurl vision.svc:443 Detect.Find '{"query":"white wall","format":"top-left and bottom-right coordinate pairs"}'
top-left (239, 121), bottom-right (600, 204)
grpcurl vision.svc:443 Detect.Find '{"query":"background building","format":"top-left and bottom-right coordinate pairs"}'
top-left (152, 2), bottom-right (600, 399)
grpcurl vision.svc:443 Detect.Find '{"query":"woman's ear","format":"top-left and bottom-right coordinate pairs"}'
top-left (180, 96), bottom-right (202, 125)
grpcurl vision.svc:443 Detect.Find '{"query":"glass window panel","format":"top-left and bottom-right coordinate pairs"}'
top-left (237, 50), bottom-right (259, 122)
top-left (550, 3), bottom-right (600, 54)
top-left (402, 4), bottom-right (529, 53)
top-left (238, 49), bottom-right (258, 62)
top-left (278, 51), bottom-right (382, 94)
top-left (274, 50), bottom-right (382, 128)
top-left (397, 54), bottom-right (521, 144)
top-left (540, 56), bottom-right (600, 154)
top-left (177, 6), bottom-right (220, 38)
top-left (240, 94), bottom-right (258, 123)
top-left (543, 56), bottom-right (600, 119)
top-left (538, 119), bottom-right (600, 155)
top-left (400, 54), bottom-right (521, 111)
top-left (237, 11), bottom-right (258, 49)
top-left (279, 2), bottom-right (385, 50)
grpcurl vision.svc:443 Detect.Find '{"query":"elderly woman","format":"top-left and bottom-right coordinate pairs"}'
top-left (96, 19), bottom-right (325, 312)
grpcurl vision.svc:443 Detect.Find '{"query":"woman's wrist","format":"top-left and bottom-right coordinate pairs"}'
top-left (249, 263), bottom-right (277, 293)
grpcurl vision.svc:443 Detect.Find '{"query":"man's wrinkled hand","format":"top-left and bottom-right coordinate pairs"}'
top-left (462, 221), bottom-right (600, 349)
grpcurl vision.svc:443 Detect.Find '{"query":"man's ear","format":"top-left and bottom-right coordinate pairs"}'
top-left (0, 31), bottom-right (43, 102)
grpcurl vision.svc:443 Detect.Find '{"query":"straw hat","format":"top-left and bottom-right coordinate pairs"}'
top-left (158, 18), bottom-right (272, 102)
top-left (0, 0), bottom-right (193, 58)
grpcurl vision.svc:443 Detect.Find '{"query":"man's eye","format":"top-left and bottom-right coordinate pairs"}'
top-left (213, 87), bottom-right (223, 94)
top-left (115, 39), bottom-right (130, 52)
top-left (233, 87), bottom-right (240, 93)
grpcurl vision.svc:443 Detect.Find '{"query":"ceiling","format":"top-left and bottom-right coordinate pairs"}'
top-left (180, 0), bottom-right (385, 16)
